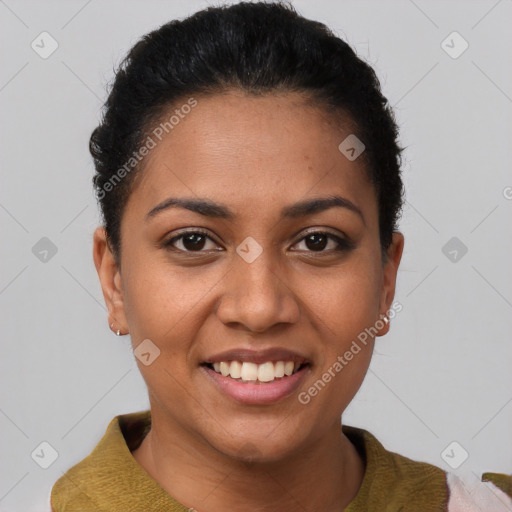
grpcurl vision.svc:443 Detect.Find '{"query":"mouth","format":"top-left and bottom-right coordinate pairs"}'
top-left (200, 357), bottom-right (311, 404)
top-left (201, 360), bottom-right (309, 384)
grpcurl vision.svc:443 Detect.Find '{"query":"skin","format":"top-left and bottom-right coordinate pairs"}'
top-left (93, 90), bottom-right (404, 511)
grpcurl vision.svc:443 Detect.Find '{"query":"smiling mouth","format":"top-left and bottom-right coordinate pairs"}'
top-left (201, 360), bottom-right (309, 384)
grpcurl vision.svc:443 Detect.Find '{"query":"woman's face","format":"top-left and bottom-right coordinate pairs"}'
top-left (94, 91), bottom-right (403, 462)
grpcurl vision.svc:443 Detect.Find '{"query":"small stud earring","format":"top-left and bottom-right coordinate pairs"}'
top-left (110, 322), bottom-right (122, 336)
top-left (383, 316), bottom-right (389, 325)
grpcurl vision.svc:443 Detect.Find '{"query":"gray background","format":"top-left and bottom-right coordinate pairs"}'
top-left (1, 0), bottom-right (511, 510)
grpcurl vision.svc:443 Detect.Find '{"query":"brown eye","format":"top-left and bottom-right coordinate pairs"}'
top-left (164, 230), bottom-right (221, 252)
top-left (291, 231), bottom-right (354, 254)
top-left (180, 233), bottom-right (207, 251)
top-left (304, 233), bottom-right (329, 251)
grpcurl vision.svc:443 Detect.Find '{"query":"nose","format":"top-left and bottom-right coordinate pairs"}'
top-left (216, 249), bottom-right (300, 333)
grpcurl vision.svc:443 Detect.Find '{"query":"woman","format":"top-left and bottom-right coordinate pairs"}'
top-left (50, 2), bottom-right (512, 510)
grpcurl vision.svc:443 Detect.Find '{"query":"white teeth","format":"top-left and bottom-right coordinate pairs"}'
top-left (240, 362), bottom-right (258, 381)
top-left (257, 362), bottom-right (275, 382)
top-left (209, 360), bottom-right (304, 382)
top-left (220, 361), bottom-right (230, 377)
top-left (230, 360), bottom-right (242, 379)
top-left (274, 361), bottom-right (285, 378)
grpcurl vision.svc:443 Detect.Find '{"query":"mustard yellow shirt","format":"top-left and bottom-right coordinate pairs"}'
top-left (50, 410), bottom-right (512, 511)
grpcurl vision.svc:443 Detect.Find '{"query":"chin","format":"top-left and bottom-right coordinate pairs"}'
top-left (206, 419), bottom-right (309, 465)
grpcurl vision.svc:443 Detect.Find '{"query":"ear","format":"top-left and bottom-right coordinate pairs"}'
top-left (93, 226), bottom-right (128, 335)
top-left (376, 232), bottom-right (404, 337)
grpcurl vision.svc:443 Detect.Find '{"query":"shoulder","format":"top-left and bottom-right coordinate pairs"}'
top-left (446, 471), bottom-right (512, 511)
top-left (50, 410), bottom-right (154, 511)
top-left (343, 425), bottom-right (449, 511)
top-left (343, 425), bottom-right (512, 511)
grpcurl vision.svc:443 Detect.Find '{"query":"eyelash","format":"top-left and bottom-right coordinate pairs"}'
top-left (163, 228), bottom-right (353, 255)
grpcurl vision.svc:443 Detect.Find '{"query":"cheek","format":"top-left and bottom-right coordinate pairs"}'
top-left (300, 277), bottom-right (379, 415)
top-left (301, 255), bottom-right (382, 394)
top-left (121, 250), bottom-right (214, 341)
top-left (307, 258), bottom-right (382, 335)
top-left (121, 258), bottom-right (209, 402)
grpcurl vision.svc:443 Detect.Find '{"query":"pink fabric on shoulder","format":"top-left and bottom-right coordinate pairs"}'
top-left (447, 472), bottom-right (512, 511)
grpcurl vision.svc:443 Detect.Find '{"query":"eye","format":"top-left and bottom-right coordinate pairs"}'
top-left (163, 229), bottom-right (353, 254)
top-left (163, 229), bottom-right (221, 253)
top-left (291, 230), bottom-right (353, 253)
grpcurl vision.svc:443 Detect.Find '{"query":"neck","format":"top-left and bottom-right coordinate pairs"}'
top-left (132, 410), bottom-right (365, 512)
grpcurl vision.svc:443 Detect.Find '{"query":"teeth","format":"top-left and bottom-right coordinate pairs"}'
top-left (241, 362), bottom-right (259, 381)
top-left (220, 361), bottom-right (230, 377)
top-left (274, 361), bottom-right (285, 378)
top-left (257, 362), bottom-right (275, 382)
top-left (230, 360), bottom-right (242, 379)
top-left (209, 360), bottom-right (304, 382)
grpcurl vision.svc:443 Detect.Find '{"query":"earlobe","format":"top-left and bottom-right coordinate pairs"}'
top-left (374, 313), bottom-right (391, 337)
top-left (92, 226), bottom-right (128, 336)
top-left (376, 232), bottom-right (404, 337)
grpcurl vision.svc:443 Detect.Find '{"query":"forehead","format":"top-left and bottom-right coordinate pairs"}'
top-left (127, 91), bottom-right (377, 224)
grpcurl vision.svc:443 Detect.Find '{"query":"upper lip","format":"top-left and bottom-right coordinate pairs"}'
top-left (203, 348), bottom-right (310, 365)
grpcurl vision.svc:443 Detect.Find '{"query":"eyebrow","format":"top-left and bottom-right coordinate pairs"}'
top-left (145, 194), bottom-right (365, 224)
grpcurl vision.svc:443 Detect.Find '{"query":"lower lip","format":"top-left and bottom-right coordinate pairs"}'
top-left (201, 365), bottom-right (310, 405)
